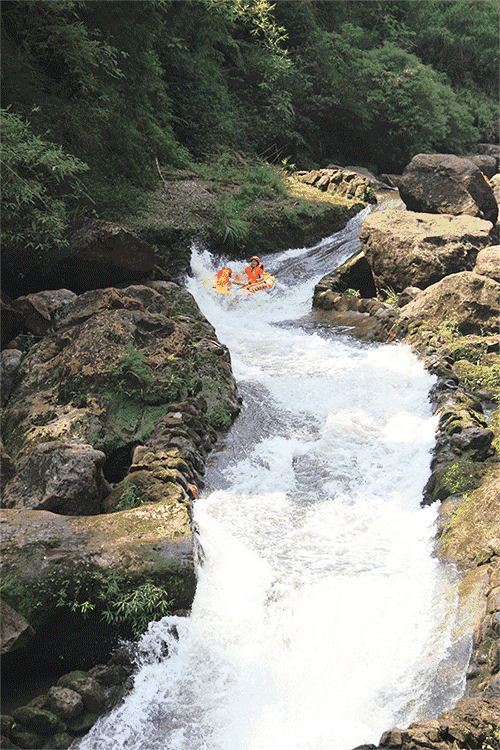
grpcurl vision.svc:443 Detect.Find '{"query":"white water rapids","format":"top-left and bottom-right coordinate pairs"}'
top-left (76, 205), bottom-right (472, 750)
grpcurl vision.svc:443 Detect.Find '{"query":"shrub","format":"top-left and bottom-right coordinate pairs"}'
top-left (1, 108), bottom-right (89, 253)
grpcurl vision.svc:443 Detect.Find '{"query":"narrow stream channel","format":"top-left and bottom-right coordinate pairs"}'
top-left (76, 200), bottom-right (471, 750)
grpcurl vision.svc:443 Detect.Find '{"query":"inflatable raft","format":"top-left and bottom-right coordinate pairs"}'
top-left (212, 271), bottom-right (276, 297)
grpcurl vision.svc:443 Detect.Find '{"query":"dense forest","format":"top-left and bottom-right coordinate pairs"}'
top-left (1, 0), bottom-right (498, 256)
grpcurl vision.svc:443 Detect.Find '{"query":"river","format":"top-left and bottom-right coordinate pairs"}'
top-left (76, 200), bottom-right (471, 750)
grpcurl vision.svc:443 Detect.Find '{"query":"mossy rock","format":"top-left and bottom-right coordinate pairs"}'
top-left (11, 706), bottom-right (59, 735)
top-left (452, 359), bottom-right (500, 398)
top-left (432, 460), bottom-right (481, 502)
top-left (438, 465), bottom-right (500, 565)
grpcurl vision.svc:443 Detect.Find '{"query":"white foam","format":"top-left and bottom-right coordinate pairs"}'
top-left (77, 234), bottom-right (465, 750)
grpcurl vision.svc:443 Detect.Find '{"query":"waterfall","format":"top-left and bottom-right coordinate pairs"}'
top-left (76, 206), bottom-right (470, 750)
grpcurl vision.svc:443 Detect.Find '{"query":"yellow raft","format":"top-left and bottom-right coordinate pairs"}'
top-left (213, 272), bottom-right (276, 296)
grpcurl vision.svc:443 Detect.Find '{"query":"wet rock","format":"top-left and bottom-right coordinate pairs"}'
top-left (43, 731), bottom-right (73, 749)
top-left (313, 249), bottom-right (377, 307)
top-left (10, 722), bottom-right (44, 748)
top-left (449, 427), bottom-right (494, 458)
top-left (65, 711), bottom-right (99, 735)
top-left (11, 706), bottom-right (59, 735)
top-left (1, 349), bottom-right (22, 408)
top-left (56, 672), bottom-right (105, 714)
top-left (2, 441), bottom-right (107, 515)
top-left (45, 686), bottom-right (84, 721)
top-left (0, 600), bottom-right (35, 654)
top-left (359, 209), bottom-right (492, 293)
top-left (398, 153), bottom-right (498, 224)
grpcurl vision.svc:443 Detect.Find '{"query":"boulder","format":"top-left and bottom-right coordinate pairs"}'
top-left (312, 249), bottom-right (376, 308)
top-left (397, 286), bottom-right (421, 307)
top-left (46, 686), bottom-right (84, 721)
top-left (2, 220), bottom-right (156, 297)
top-left (467, 154), bottom-right (498, 178)
top-left (398, 153), bottom-right (498, 224)
top-left (0, 501), bottom-right (196, 630)
top-left (1, 292), bottom-right (23, 347)
top-left (473, 245), bottom-right (500, 281)
top-left (1, 284), bottom-right (238, 465)
top-left (60, 220), bottom-right (156, 291)
top-left (477, 142), bottom-right (500, 165)
top-left (1, 441), bottom-right (16, 489)
top-left (11, 706), bottom-right (60, 736)
top-left (399, 271), bottom-right (500, 336)
top-left (359, 209), bottom-right (492, 292)
top-left (1, 349), bottom-right (22, 407)
top-left (0, 600), bottom-right (35, 654)
top-left (8, 295), bottom-right (52, 337)
top-left (56, 672), bottom-right (105, 714)
top-left (294, 167), bottom-right (376, 203)
top-left (1, 440), bottom-right (107, 515)
top-left (10, 722), bottom-right (45, 748)
top-left (490, 173), bottom-right (500, 204)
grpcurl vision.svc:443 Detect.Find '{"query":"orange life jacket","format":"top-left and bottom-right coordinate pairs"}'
top-left (216, 267), bottom-right (232, 286)
top-left (245, 263), bottom-right (264, 284)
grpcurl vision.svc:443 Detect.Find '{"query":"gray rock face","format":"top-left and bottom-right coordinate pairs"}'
top-left (467, 153), bottom-right (498, 178)
top-left (474, 245), bottom-right (500, 281)
top-left (399, 271), bottom-right (500, 336)
top-left (2, 440), bottom-right (107, 515)
top-left (398, 153), bottom-right (498, 224)
top-left (0, 599), bottom-right (35, 654)
top-left (1, 349), bottom-right (22, 407)
top-left (359, 209), bottom-right (492, 292)
top-left (46, 686), bottom-right (85, 721)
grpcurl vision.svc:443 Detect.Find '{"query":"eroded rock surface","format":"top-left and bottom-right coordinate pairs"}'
top-left (398, 153), bottom-right (498, 224)
top-left (399, 272), bottom-right (499, 336)
top-left (359, 210), bottom-right (492, 293)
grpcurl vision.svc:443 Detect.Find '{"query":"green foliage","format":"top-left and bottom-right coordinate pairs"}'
top-left (0, 573), bottom-right (39, 623)
top-left (101, 581), bottom-right (174, 639)
top-left (382, 287), bottom-right (399, 307)
top-left (208, 402), bottom-right (233, 432)
top-left (115, 484), bottom-right (144, 512)
top-left (1, 565), bottom-right (175, 639)
top-left (2, 0), bottom-right (497, 232)
top-left (437, 318), bottom-right (460, 343)
top-left (198, 155), bottom-right (287, 248)
top-left (453, 361), bottom-right (500, 399)
top-left (1, 108), bottom-right (89, 252)
top-left (482, 725), bottom-right (500, 750)
top-left (115, 343), bottom-right (155, 397)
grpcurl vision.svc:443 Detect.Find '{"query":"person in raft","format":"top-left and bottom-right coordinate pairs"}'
top-left (216, 266), bottom-right (232, 289)
top-left (244, 256), bottom-right (265, 285)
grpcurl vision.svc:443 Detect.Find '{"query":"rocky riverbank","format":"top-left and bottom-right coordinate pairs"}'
top-left (0, 281), bottom-right (240, 748)
top-left (1, 154), bottom-right (499, 749)
top-left (312, 153), bottom-right (499, 750)
top-left (0, 166), bottom-right (373, 749)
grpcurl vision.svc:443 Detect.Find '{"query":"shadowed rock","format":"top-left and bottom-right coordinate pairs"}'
top-left (399, 153), bottom-right (498, 224)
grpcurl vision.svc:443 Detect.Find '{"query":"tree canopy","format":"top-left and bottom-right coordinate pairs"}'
top-left (1, 0), bottom-right (498, 248)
